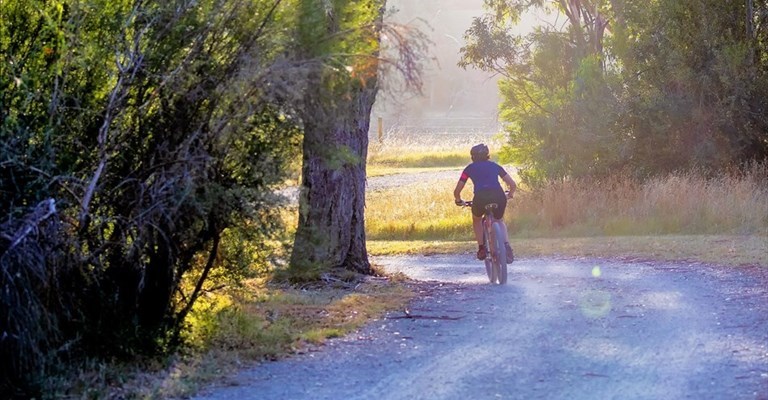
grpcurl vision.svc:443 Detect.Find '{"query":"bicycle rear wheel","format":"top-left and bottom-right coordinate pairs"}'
top-left (483, 231), bottom-right (495, 283)
top-left (491, 222), bottom-right (508, 285)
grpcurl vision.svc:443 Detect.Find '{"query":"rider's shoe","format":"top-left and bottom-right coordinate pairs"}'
top-left (476, 245), bottom-right (487, 260)
top-left (505, 243), bottom-right (514, 263)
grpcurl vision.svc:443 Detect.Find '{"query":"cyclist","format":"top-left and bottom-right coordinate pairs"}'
top-left (453, 143), bottom-right (516, 262)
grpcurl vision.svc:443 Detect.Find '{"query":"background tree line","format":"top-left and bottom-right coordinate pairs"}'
top-left (0, 0), bottom-right (423, 395)
top-left (461, 0), bottom-right (768, 185)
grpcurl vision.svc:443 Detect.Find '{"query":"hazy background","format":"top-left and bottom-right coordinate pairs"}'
top-left (373, 0), bottom-right (502, 135)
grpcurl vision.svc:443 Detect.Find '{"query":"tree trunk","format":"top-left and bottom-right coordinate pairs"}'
top-left (290, 86), bottom-right (377, 274)
top-left (746, 0), bottom-right (755, 65)
top-left (289, 0), bottom-right (385, 276)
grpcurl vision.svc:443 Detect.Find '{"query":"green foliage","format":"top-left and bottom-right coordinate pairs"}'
top-left (462, 0), bottom-right (768, 186)
top-left (1, 0), bottom-right (304, 394)
top-left (287, 0), bottom-right (387, 277)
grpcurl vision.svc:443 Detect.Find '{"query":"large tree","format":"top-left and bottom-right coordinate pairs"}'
top-left (461, 0), bottom-right (768, 184)
top-left (612, 0), bottom-right (768, 172)
top-left (460, 0), bottom-right (621, 185)
top-left (289, 0), bottom-right (385, 277)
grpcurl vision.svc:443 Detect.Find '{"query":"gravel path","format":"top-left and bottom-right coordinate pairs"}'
top-left (194, 255), bottom-right (768, 400)
top-left (278, 169), bottom-right (462, 203)
top-left (366, 169), bottom-right (462, 191)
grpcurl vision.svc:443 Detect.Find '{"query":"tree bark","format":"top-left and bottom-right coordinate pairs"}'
top-left (290, 83), bottom-right (377, 274)
top-left (290, 1), bottom-right (384, 276)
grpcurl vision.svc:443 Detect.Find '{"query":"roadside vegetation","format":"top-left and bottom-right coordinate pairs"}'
top-left (366, 134), bottom-right (493, 176)
top-left (1, 0), bottom-right (416, 397)
top-left (41, 278), bottom-right (412, 399)
top-left (365, 137), bottom-right (768, 268)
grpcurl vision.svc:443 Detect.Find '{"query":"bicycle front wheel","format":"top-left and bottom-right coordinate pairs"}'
top-left (491, 222), bottom-right (508, 285)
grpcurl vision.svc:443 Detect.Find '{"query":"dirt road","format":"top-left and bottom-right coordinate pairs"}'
top-left (194, 255), bottom-right (768, 400)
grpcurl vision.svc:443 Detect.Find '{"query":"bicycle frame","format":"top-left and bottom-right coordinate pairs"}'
top-left (482, 204), bottom-right (507, 284)
top-left (459, 200), bottom-right (508, 284)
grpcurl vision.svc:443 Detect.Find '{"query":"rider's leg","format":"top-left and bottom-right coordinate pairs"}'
top-left (472, 215), bottom-right (486, 260)
top-left (472, 215), bottom-right (483, 246)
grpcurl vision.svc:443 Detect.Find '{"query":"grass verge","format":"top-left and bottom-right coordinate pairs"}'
top-left (366, 133), bottom-right (502, 174)
top-left (368, 235), bottom-right (768, 267)
top-left (366, 166), bottom-right (768, 240)
top-left (43, 277), bottom-right (414, 399)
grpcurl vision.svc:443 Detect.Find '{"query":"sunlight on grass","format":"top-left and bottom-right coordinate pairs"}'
top-left (175, 280), bottom-right (410, 396)
top-left (368, 149), bottom-right (467, 169)
top-left (54, 278), bottom-right (414, 399)
top-left (366, 179), bottom-right (477, 241)
top-left (368, 236), bottom-right (768, 267)
top-left (366, 164), bottom-right (768, 240)
top-left (365, 148), bottom-right (767, 268)
top-left (367, 133), bottom-right (504, 170)
top-left (511, 168), bottom-right (768, 237)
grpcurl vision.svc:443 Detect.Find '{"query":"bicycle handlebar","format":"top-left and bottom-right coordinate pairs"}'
top-left (456, 191), bottom-right (511, 207)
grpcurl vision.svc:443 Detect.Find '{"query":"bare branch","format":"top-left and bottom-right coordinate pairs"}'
top-left (3, 199), bottom-right (56, 255)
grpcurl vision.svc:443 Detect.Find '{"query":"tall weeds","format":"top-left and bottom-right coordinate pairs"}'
top-left (511, 164), bottom-right (768, 236)
top-left (365, 164), bottom-right (768, 239)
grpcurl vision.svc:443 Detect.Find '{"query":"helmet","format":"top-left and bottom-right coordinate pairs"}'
top-left (470, 143), bottom-right (489, 161)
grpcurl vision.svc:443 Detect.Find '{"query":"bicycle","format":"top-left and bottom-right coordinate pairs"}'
top-left (456, 198), bottom-right (508, 285)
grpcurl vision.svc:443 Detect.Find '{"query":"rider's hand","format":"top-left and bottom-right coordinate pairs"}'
top-left (506, 191), bottom-right (514, 200)
top-left (455, 199), bottom-right (464, 206)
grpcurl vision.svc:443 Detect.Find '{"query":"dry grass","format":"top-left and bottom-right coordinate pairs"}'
top-left (368, 235), bottom-right (768, 267)
top-left (43, 278), bottom-right (414, 399)
top-left (366, 179), bottom-right (476, 241)
top-left (365, 143), bottom-right (766, 267)
top-left (512, 167), bottom-right (768, 236)
top-left (367, 133), bottom-right (502, 174)
top-left (366, 165), bottom-right (768, 239)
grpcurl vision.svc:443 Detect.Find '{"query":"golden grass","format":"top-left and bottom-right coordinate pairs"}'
top-left (516, 168), bottom-right (768, 236)
top-left (368, 149), bottom-right (467, 169)
top-left (366, 179), bottom-right (475, 241)
top-left (366, 166), bottom-right (768, 239)
top-left (368, 235), bottom-right (768, 267)
top-left (367, 133), bottom-right (503, 170)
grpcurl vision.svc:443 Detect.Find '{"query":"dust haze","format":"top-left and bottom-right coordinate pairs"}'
top-left (374, 1), bottom-right (502, 135)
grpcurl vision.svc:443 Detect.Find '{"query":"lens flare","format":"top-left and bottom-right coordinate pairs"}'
top-left (579, 290), bottom-right (611, 318)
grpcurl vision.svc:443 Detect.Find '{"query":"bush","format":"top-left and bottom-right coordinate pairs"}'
top-left (0, 0), bottom-right (302, 394)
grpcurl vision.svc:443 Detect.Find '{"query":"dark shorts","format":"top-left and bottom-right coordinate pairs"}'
top-left (472, 189), bottom-right (507, 219)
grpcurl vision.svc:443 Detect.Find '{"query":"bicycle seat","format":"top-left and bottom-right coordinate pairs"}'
top-left (484, 203), bottom-right (498, 210)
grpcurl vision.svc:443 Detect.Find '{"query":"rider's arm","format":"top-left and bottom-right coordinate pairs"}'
top-left (501, 173), bottom-right (517, 198)
top-left (453, 180), bottom-right (466, 203)
top-left (455, 168), bottom-right (470, 203)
